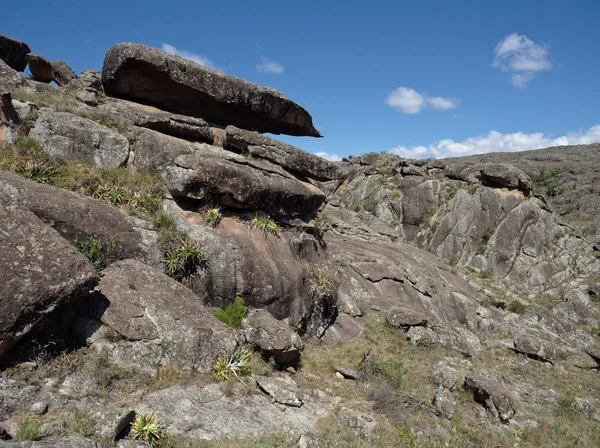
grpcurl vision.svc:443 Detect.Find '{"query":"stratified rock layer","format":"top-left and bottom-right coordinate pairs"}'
top-left (102, 43), bottom-right (321, 137)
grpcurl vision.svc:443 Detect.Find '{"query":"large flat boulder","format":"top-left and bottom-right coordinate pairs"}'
top-left (163, 152), bottom-right (326, 219)
top-left (0, 205), bottom-right (97, 357)
top-left (101, 43), bottom-right (321, 137)
top-left (29, 109), bottom-right (129, 167)
top-left (25, 53), bottom-right (78, 86)
top-left (0, 172), bottom-right (161, 266)
top-left (75, 259), bottom-right (237, 373)
top-left (0, 34), bottom-right (31, 72)
top-left (224, 126), bottom-right (345, 181)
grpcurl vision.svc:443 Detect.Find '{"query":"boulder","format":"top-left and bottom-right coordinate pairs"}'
top-left (444, 162), bottom-right (532, 194)
top-left (0, 172), bottom-right (161, 266)
top-left (431, 358), bottom-right (469, 390)
top-left (241, 308), bottom-right (304, 367)
top-left (406, 326), bottom-right (438, 347)
top-left (102, 43), bottom-right (321, 137)
top-left (432, 387), bottom-right (456, 419)
top-left (163, 152), bottom-right (326, 219)
top-left (513, 333), bottom-right (569, 363)
top-left (0, 205), bottom-right (97, 357)
top-left (0, 34), bottom-right (31, 71)
top-left (0, 92), bottom-right (19, 149)
top-left (75, 259), bottom-right (237, 373)
top-left (434, 327), bottom-right (481, 357)
top-left (224, 126), bottom-right (345, 181)
top-left (25, 54), bottom-right (77, 86)
top-left (463, 375), bottom-right (516, 422)
top-left (387, 305), bottom-right (429, 327)
top-left (254, 375), bottom-right (303, 407)
top-left (29, 109), bottom-right (129, 167)
top-left (0, 59), bottom-right (26, 86)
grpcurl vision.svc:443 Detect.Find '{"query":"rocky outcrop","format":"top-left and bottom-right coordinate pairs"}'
top-left (74, 259), bottom-right (237, 373)
top-left (0, 172), bottom-right (161, 266)
top-left (241, 309), bottom-right (304, 367)
top-left (387, 305), bottom-right (430, 327)
top-left (0, 34), bottom-right (31, 71)
top-left (224, 126), bottom-right (345, 181)
top-left (102, 43), bottom-right (321, 137)
top-left (138, 382), bottom-right (329, 439)
top-left (163, 152), bottom-right (326, 219)
top-left (444, 162), bottom-right (533, 195)
top-left (29, 109), bottom-right (129, 167)
top-left (25, 53), bottom-right (77, 86)
top-left (463, 375), bottom-right (516, 423)
top-left (0, 205), bottom-right (97, 357)
top-left (513, 332), bottom-right (570, 363)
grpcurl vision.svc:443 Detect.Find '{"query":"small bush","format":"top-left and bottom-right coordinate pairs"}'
top-left (15, 415), bottom-right (44, 441)
top-left (382, 357), bottom-right (405, 389)
top-left (507, 300), bottom-right (526, 314)
top-left (477, 270), bottom-right (493, 279)
top-left (309, 266), bottom-right (335, 302)
top-left (202, 207), bottom-right (222, 227)
top-left (251, 213), bottom-right (281, 236)
top-left (131, 412), bottom-right (166, 448)
top-left (213, 346), bottom-right (253, 382)
top-left (212, 297), bottom-right (248, 328)
top-left (75, 235), bottom-right (120, 272)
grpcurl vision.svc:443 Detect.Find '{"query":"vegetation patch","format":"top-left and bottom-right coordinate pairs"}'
top-left (212, 297), bottom-right (248, 328)
top-left (213, 346), bottom-right (252, 382)
top-left (131, 411), bottom-right (168, 448)
top-left (75, 235), bottom-right (120, 272)
top-left (202, 207), bottom-right (222, 227)
top-left (507, 300), bottom-right (526, 314)
top-left (15, 414), bottom-right (44, 441)
top-left (251, 213), bottom-right (281, 236)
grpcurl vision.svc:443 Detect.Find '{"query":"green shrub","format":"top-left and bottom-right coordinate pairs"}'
top-left (57, 409), bottom-right (96, 437)
top-left (382, 357), bottom-right (404, 389)
top-left (75, 235), bottom-right (120, 272)
top-left (212, 297), bottom-right (248, 328)
top-left (507, 300), bottom-right (526, 314)
top-left (477, 270), bottom-right (493, 279)
top-left (15, 415), bottom-right (43, 441)
top-left (251, 213), bottom-right (281, 236)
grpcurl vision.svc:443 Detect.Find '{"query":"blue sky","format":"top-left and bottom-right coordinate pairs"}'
top-left (4, 0), bottom-right (600, 160)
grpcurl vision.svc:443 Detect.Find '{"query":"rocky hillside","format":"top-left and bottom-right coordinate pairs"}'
top-left (1, 33), bottom-right (599, 448)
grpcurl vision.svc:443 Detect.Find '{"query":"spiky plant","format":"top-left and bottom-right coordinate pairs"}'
top-left (250, 213), bottom-right (281, 236)
top-left (130, 412), bottom-right (164, 448)
top-left (203, 207), bottom-right (223, 227)
top-left (213, 346), bottom-right (253, 382)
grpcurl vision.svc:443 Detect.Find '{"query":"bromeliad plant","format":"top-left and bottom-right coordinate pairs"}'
top-left (130, 412), bottom-right (165, 448)
top-left (213, 346), bottom-right (253, 383)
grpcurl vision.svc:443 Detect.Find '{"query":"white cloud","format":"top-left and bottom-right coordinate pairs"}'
top-left (256, 57), bottom-right (284, 74)
top-left (389, 124), bottom-right (600, 159)
top-left (386, 87), bottom-right (459, 114)
top-left (493, 33), bottom-right (551, 87)
top-left (314, 151), bottom-right (342, 162)
top-left (426, 96), bottom-right (460, 110)
top-left (161, 43), bottom-right (214, 68)
top-left (386, 87), bottom-right (425, 114)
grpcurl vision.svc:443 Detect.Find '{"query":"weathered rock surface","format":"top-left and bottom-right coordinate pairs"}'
top-left (464, 375), bottom-right (516, 422)
top-left (163, 152), bottom-right (326, 219)
top-left (0, 34), bottom-right (31, 71)
top-left (432, 387), bottom-right (456, 419)
top-left (387, 305), bottom-right (429, 327)
top-left (26, 54), bottom-right (77, 86)
top-left (75, 259), bottom-right (237, 373)
top-left (29, 109), bottom-right (129, 167)
top-left (254, 375), bottom-right (303, 407)
top-left (434, 327), bottom-right (481, 357)
top-left (0, 172), bottom-right (161, 266)
top-left (406, 326), bottom-right (438, 347)
top-left (224, 126), bottom-right (345, 181)
top-left (444, 162), bottom-right (532, 194)
top-left (102, 43), bottom-right (321, 137)
top-left (0, 205), bottom-right (97, 357)
top-left (513, 332), bottom-right (569, 363)
top-left (241, 309), bottom-right (304, 367)
top-left (0, 59), bottom-right (26, 86)
top-left (138, 383), bottom-right (329, 439)
top-left (0, 437), bottom-right (98, 447)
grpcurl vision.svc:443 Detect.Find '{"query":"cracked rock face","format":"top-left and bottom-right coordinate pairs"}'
top-left (0, 205), bottom-right (97, 357)
top-left (29, 109), bottom-right (130, 168)
top-left (74, 259), bottom-right (236, 373)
